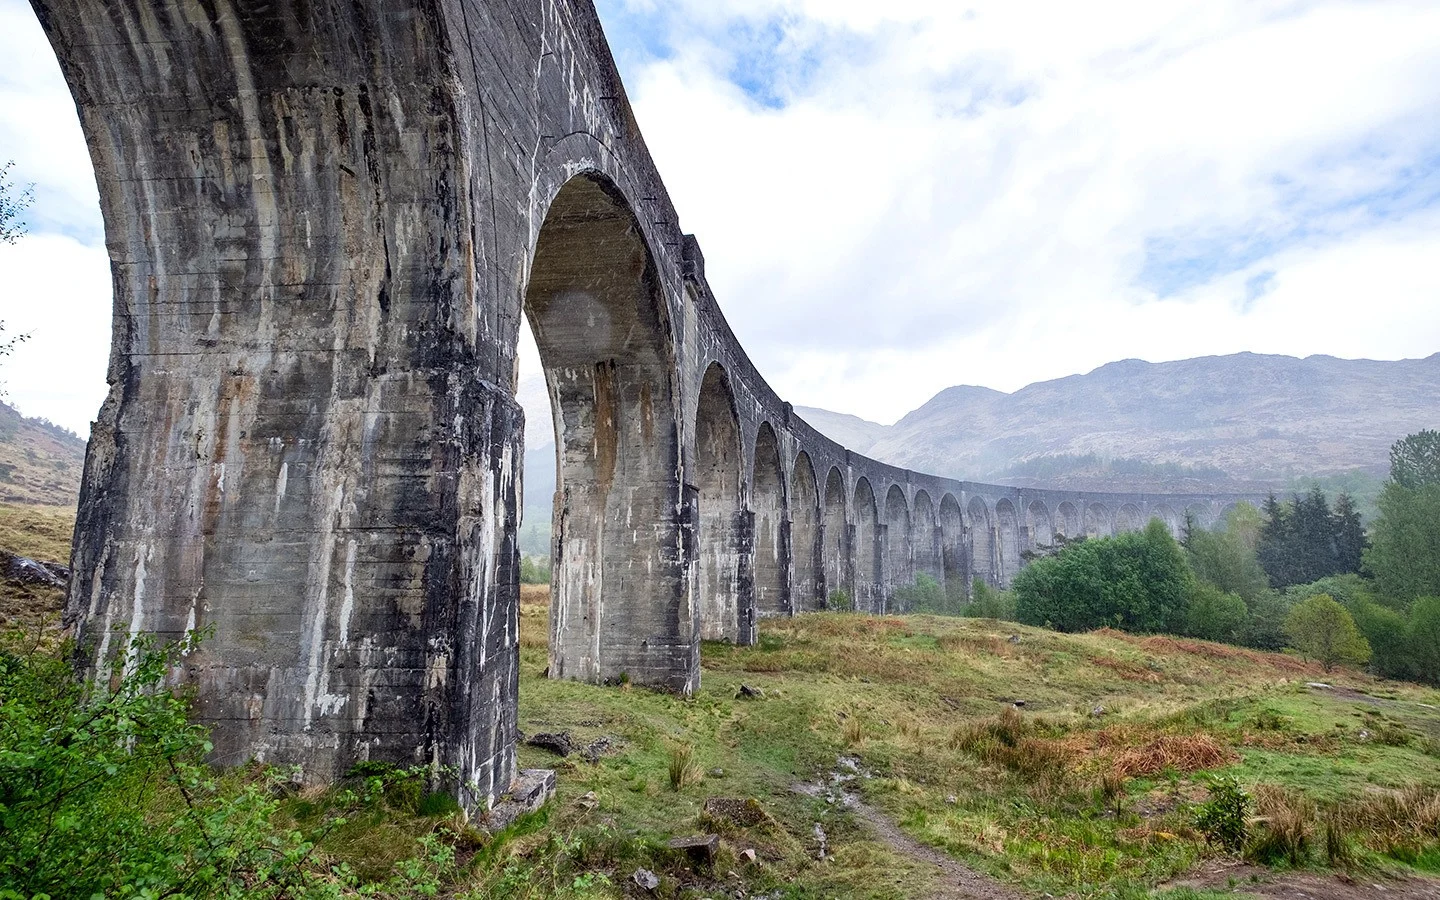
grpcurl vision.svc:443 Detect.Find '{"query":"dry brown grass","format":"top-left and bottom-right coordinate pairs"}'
top-left (1111, 733), bottom-right (1236, 778)
top-left (1088, 653), bottom-right (1163, 683)
top-left (1249, 784), bottom-right (1315, 865)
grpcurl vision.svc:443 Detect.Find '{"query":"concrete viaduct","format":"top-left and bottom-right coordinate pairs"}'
top-left (33, 0), bottom-right (1260, 813)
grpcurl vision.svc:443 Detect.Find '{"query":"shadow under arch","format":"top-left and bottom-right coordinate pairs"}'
top-left (751, 422), bottom-right (787, 619)
top-left (526, 172), bottom-right (694, 691)
top-left (854, 478), bottom-right (881, 612)
top-left (693, 362), bottom-right (749, 644)
top-left (790, 451), bottom-right (823, 612)
top-left (912, 490), bottom-right (942, 588)
top-left (884, 484), bottom-right (911, 609)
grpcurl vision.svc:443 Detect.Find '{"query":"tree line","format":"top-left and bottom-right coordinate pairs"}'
top-left (1001, 430), bottom-right (1440, 681)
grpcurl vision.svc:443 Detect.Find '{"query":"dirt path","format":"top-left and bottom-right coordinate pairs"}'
top-left (842, 793), bottom-right (1024, 900)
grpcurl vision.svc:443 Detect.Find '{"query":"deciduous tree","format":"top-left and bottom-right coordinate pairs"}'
top-left (1283, 594), bottom-right (1371, 672)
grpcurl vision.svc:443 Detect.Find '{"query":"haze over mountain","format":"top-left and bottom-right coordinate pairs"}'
top-left (797, 353), bottom-right (1440, 494)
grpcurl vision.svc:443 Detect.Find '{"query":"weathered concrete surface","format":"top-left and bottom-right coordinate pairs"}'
top-left (36, 0), bottom-right (1266, 812)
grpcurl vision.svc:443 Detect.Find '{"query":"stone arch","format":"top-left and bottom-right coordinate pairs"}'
top-left (912, 491), bottom-right (943, 588)
top-left (1054, 501), bottom-right (1081, 539)
top-left (1186, 503), bottom-right (1216, 532)
top-left (1026, 499), bottom-right (1053, 550)
top-left (822, 467), bottom-right (850, 608)
top-left (1085, 502), bottom-right (1113, 538)
top-left (1116, 503), bottom-right (1144, 533)
top-left (695, 364), bottom-right (748, 643)
top-left (939, 494), bottom-right (966, 599)
top-left (854, 478), bottom-right (882, 613)
top-left (789, 452), bottom-right (823, 613)
top-left (750, 423), bottom-right (786, 620)
top-left (532, 174), bottom-right (689, 692)
top-left (1219, 503), bottom-right (1241, 529)
top-left (1150, 504), bottom-right (1182, 540)
top-left (967, 497), bottom-right (996, 587)
top-left (994, 498), bottom-right (1020, 586)
top-left (884, 484), bottom-right (912, 611)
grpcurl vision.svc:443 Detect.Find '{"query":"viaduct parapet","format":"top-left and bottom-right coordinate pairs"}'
top-left (32, 0), bottom-right (1262, 812)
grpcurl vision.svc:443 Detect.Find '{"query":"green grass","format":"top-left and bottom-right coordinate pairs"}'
top-left (0, 500), bottom-right (74, 562)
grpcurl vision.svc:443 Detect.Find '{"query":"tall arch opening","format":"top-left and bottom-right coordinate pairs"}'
top-left (694, 364), bottom-right (748, 643)
top-left (1116, 503), bottom-right (1143, 533)
top-left (967, 498), bottom-right (995, 587)
top-left (995, 498), bottom-right (1020, 587)
top-left (1085, 502), bottom-right (1113, 538)
top-left (822, 467), bottom-right (850, 608)
top-left (751, 423), bottom-right (788, 619)
top-left (939, 494), bottom-right (966, 600)
top-left (527, 173), bottom-right (690, 689)
top-left (854, 478), bottom-right (881, 613)
top-left (1026, 500), bottom-right (1053, 551)
top-left (884, 484), bottom-right (912, 609)
top-left (1055, 501), bottom-right (1080, 539)
top-left (1151, 504), bottom-right (1182, 539)
top-left (790, 452), bottom-right (823, 612)
top-left (912, 491), bottom-right (942, 588)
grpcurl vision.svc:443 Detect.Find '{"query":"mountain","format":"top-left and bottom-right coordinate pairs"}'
top-left (792, 407), bottom-right (889, 455)
top-left (0, 400), bottom-right (87, 507)
top-left (809, 353), bottom-right (1440, 494)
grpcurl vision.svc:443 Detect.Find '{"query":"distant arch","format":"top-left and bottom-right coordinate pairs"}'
top-left (1219, 503), bottom-right (1241, 529)
top-left (1116, 503), bottom-right (1143, 534)
top-left (1185, 502), bottom-right (1216, 533)
top-left (1054, 501), bottom-right (1080, 540)
top-left (939, 494), bottom-right (966, 599)
top-left (790, 452), bottom-right (823, 612)
top-left (912, 491), bottom-right (943, 588)
top-left (1150, 504), bottom-right (1181, 540)
top-left (751, 423), bottom-right (786, 620)
top-left (884, 485), bottom-right (912, 611)
top-left (967, 497), bottom-right (995, 587)
top-left (696, 364), bottom-right (747, 643)
top-left (854, 478), bottom-right (882, 613)
top-left (994, 498), bottom-right (1020, 586)
top-left (822, 468), bottom-right (850, 608)
top-left (1085, 502), bottom-right (1113, 538)
top-left (1026, 499), bottom-right (1053, 550)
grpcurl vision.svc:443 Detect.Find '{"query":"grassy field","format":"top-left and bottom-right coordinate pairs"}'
top-left (3, 504), bottom-right (1439, 898)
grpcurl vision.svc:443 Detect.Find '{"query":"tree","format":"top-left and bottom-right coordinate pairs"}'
top-left (1185, 583), bottom-right (1249, 644)
top-left (1186, 502), bottom-right (1269, 602)
top-left (1332, 493), bottom-right (1368, 575)
top-left (1257, 489), bottom-right (1363, 589)
top-left (1365, 433), bottom-right (1440, 605)
top-left (1408, 597), bottom-right (1440, 685)
top-left (1389, 430), bottom-right (1440, 491)
top-left (1014, 520), bottom-right (1193, 634)
top-left (0, 161), bottom-right (33, 393)
top-left (1348, 599), bottom-right (1412, 681)
top-left (1284, 594), bottom-right (1371, 672)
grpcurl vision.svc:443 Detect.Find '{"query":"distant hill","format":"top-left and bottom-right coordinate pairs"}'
top-left (0, 400), bottom-right (86, 507)
top-left (792, 407), bottom-right (889, 455)
top-left (801, 353), bottom-right (1440, 495)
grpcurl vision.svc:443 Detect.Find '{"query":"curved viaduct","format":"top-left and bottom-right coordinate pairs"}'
top-left (33, 0), bottom-right (1260, 812)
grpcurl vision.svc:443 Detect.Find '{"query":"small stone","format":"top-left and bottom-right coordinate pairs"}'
top-left (667, 833), bottom-right (720, 865)
top-left (1358, 729), bottom-right (1372, 741)
top-left (526, 731), bottom-right (573, 757)
top-left (740, 848), bottom-right (757, 863)
top-left (1008, 634), bottom-right (1021, 644)
top-left (737, 684), bottom-right (765, 699)
top-left (1091, 705), bottom-right (1106, 718)
top-left (709, 767), bottom-right (726, 778)
top-left (1307, 682), bottom-right (1332, 689)
top-left (577, 790), bottom-right (598, 809)
top-left (632, 868), bottom-right (660, 891)
top-left (812, 822), bottom-right (828, 858)
top-left (946, 794), bottom-right (958, 805)
top-left (1013, 700), bottom-right (1026, 708)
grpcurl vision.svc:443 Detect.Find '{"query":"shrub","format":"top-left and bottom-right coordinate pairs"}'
top-left (893, 574), bottom-right (951, 614)
top-left (1185, 583), bottom-right (1249, 643)
top-left (1014, 521), bottom-right (1193, 634)
top-left (1284, 594), bottom-right (1371, 672)
top-left (965, 577), bottom-right (1016, 621)
top-left (826, 589), bottom-right (852, 612)
top-left (1408, 597), bottom-right (1440, 685)
top-left (1348, 598), bottom-right (1412, 680)
top-left (520, 554), bottom-right (551, 585)
top-left (1193, 775), bottom-right (1249, 852)
top-left (667, 743), bottom-right (702, 791)
top-left (1247, 785), bottom-right (1313, 866)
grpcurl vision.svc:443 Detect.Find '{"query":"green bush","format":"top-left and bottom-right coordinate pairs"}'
top-left (1013, 520), bottom-right (1192, 634)
top-left (1193, 775), bottom-right (1249, 852)
top-left (826, 589), bottom-right (852, 612)
top-left (1348, 598), bottom-right (1412, 680)
top-left (520, 554), bottom-right (551, 585)
top-left (964, 577), bottom-right (1016, 621)
top-left (1408, 597), bottom-right (1440, 685)
top-left (893, 574), bottom-right (951, 614)
top-left (1185, 583), bottom-right (1249, 643)
top-left (1284, 594), bottom-right (1371, 672)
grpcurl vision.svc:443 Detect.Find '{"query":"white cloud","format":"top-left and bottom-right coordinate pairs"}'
top-left (1, 0), bottom-right (1437, 438)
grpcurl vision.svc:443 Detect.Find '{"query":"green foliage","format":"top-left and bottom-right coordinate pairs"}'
top-left (1365, 481), bottom-right (1440, 606)
top-left (1184, 583), bottom-right (1249, 644)
top-left (1243, 590), bottom-right (1292, 652)
top-left (893, 573), bottom-right (958, 615)
top-left (1257, 489), bottom-right (1366, 589)
top-left (964, 577), bottom-right (1016, 621)
top-left (1013, 520), bottom-right (1193, 634)
top-left (0, 162), bottom-right (31, 245)
top-left (1193, 775), bottom-right (1249, 852)
top-left (1408, 597), bottom-right (1440, 685)
top-left (1389, 430), bottom-right (1440, 491)
top-left (520, 554), bottom-right (551, 585)
top-left (1347, 598), bottom-right (1412, 681)
top-left (1185, 505), bottom-right (1269, 602)
top-left (1283, 594), bottom-right (1371, 672)
top-left (826, 589), bottom-right (851, 612)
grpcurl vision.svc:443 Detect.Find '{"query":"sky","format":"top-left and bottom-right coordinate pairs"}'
top-left (3, 0), bottom-right (1440, 436)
